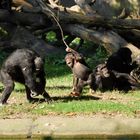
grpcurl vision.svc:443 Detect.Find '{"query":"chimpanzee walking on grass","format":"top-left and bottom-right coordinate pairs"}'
top-left (0, 48), bottom-right (51, 105)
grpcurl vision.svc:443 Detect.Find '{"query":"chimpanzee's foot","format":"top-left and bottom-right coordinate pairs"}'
top-left (43, 91), bottom-right (52, 103)
top-left (30, 90), bottom-right (38, 98)
top-left (44, 97), bottom-right (53, 104)
top-left (89, 89), bottom-right (95, 94)
top-left (0, 102), bottom-right (8, 106)
top-left (27, 98), bottom-right (37, 103)
top-left (69, 92), bottom-right (80, 97)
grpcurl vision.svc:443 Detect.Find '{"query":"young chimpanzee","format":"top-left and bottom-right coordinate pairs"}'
top-left (0, 48), bottom-right (51, 105)
top-left (65, 47), bottom-right (116, 95)
top-left (65, 47), bottom-right (140, 94)
top-left (65, 47), bottom-right (93, 96)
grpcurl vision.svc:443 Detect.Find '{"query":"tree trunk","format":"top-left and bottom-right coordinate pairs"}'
top-left (63, 24), bottom-right (140, 57)
top-left (0, 0), bottom-right (140, 57)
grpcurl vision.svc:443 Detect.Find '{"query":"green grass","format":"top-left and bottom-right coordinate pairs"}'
top-left (0, 71), bottom-right (140, 118)
top-left (0, 49), bottom-right (140, 119)
top-left (0, 89), bottom-right (140, 118)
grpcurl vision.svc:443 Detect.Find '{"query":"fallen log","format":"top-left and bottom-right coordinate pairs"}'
top-left (63, 24), bottom-right (140, 57)
top-left (37, 0), bottom-right (140, 30)
top-left (0, 9), bottom-right (51, 28)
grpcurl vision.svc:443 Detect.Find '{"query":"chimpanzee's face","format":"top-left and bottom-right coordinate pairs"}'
top-left (34, 57), bottom-right (44, 72)
top-left (65, 53), bottom-right (75, 68)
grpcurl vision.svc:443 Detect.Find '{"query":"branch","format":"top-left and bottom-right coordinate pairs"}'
top-left (74, 0), bottom-right (96, 15)
top-left (0, 9), bottom-right (50, 28)
top-left (10, 26), bottom-right (62, 57)
top-left (63, 24), bottom-right (140, 56)
top-left (37, 0), bottom-right (140, 30)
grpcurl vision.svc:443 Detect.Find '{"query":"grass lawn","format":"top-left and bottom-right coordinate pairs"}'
top-left (0, 54), bottom-right (140, 119)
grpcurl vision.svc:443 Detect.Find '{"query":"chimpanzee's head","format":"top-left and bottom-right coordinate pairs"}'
top-left (118, 48), bottom-right (132, 64)
top-left (34, 57), bottom-right (44, 72)
top-left (65, 53), bottom-right (75, 68)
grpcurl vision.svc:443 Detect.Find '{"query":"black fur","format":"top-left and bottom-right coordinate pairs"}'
top-left (0, 48), bottom-right (51, 104)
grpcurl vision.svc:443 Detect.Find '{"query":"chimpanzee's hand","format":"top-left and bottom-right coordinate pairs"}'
top-left (70, 92), bottom-right (80, 97)
top-left (65, 47), bottom-right (71, 52)
top-left (30, 90), bottom-right (38, 97)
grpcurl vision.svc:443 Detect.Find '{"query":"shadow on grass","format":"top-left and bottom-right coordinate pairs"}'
top-left (31, 95), bottom-right (101, 104)
top-left (47, 86), bottom-right (71, 90)
top-left (52, 95), bottom-right (101, 102)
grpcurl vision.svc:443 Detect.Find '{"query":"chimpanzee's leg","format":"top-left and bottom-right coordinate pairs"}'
top-left (22, 67), bottom-right (38, 97)
top-left (72, 75), bottom-right (79, 91)
top-left (70, 78), bottom-right (85, 97)
top-left (35, 73), bottom-right (52, 103)
top-left (0, 71), bottom-right (15, 104)
top-left (25, 86), bottom-right (35, 102)
top-left (35, 78), bottom-right (52, 102)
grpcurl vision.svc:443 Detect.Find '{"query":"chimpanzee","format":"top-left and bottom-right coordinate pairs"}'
top-left (114, 71), bottom-right (140, 91)
top-left (65, 47), bottom-right (140, 94)
top-left (106, 47), bottom-right (135, 73)
top-left (65, 47), bottom-right (117, 95)
top-left (0, 48), bottom-right (51, 105)
top-left (106, 47), bottom-right (140, 91)
top-left (92, 63), bottom-right (116, 91)
top-left (130, 55), bottom-right (140, 83)
top-left (65, 47), bottom-right (93, 96)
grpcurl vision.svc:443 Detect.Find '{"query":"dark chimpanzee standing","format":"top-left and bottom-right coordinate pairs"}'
top-left (106, 47), bottom-right (140, 91)
top-left (0, 49), bottom-right (51, 105)
top-left (106, 47), bottom-right (135, 73)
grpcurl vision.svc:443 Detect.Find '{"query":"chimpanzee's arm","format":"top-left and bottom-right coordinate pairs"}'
top-left (21, 66), bottom-right (37, 94)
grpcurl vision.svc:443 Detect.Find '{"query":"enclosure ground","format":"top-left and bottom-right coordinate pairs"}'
top-left (0, 116), bottom-right (140, 139)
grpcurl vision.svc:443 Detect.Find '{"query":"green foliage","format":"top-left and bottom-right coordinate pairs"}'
top-left (69, 37), bottom-right (81, 47)
top-left (44, 31), bottom-right (57, 42)
top-left (86, 46), bottom-right (108, 68)
top-left (44, 54), bottom-right (70, 79)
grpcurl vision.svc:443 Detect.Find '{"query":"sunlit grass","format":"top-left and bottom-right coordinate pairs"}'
top-left (0, 79), bottom-right (140, 119)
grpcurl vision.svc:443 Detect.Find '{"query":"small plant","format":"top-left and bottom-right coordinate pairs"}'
top-left (86, 45), bottom-right (108, 68)
top-left (45, 31), bottom-right (57, 42)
